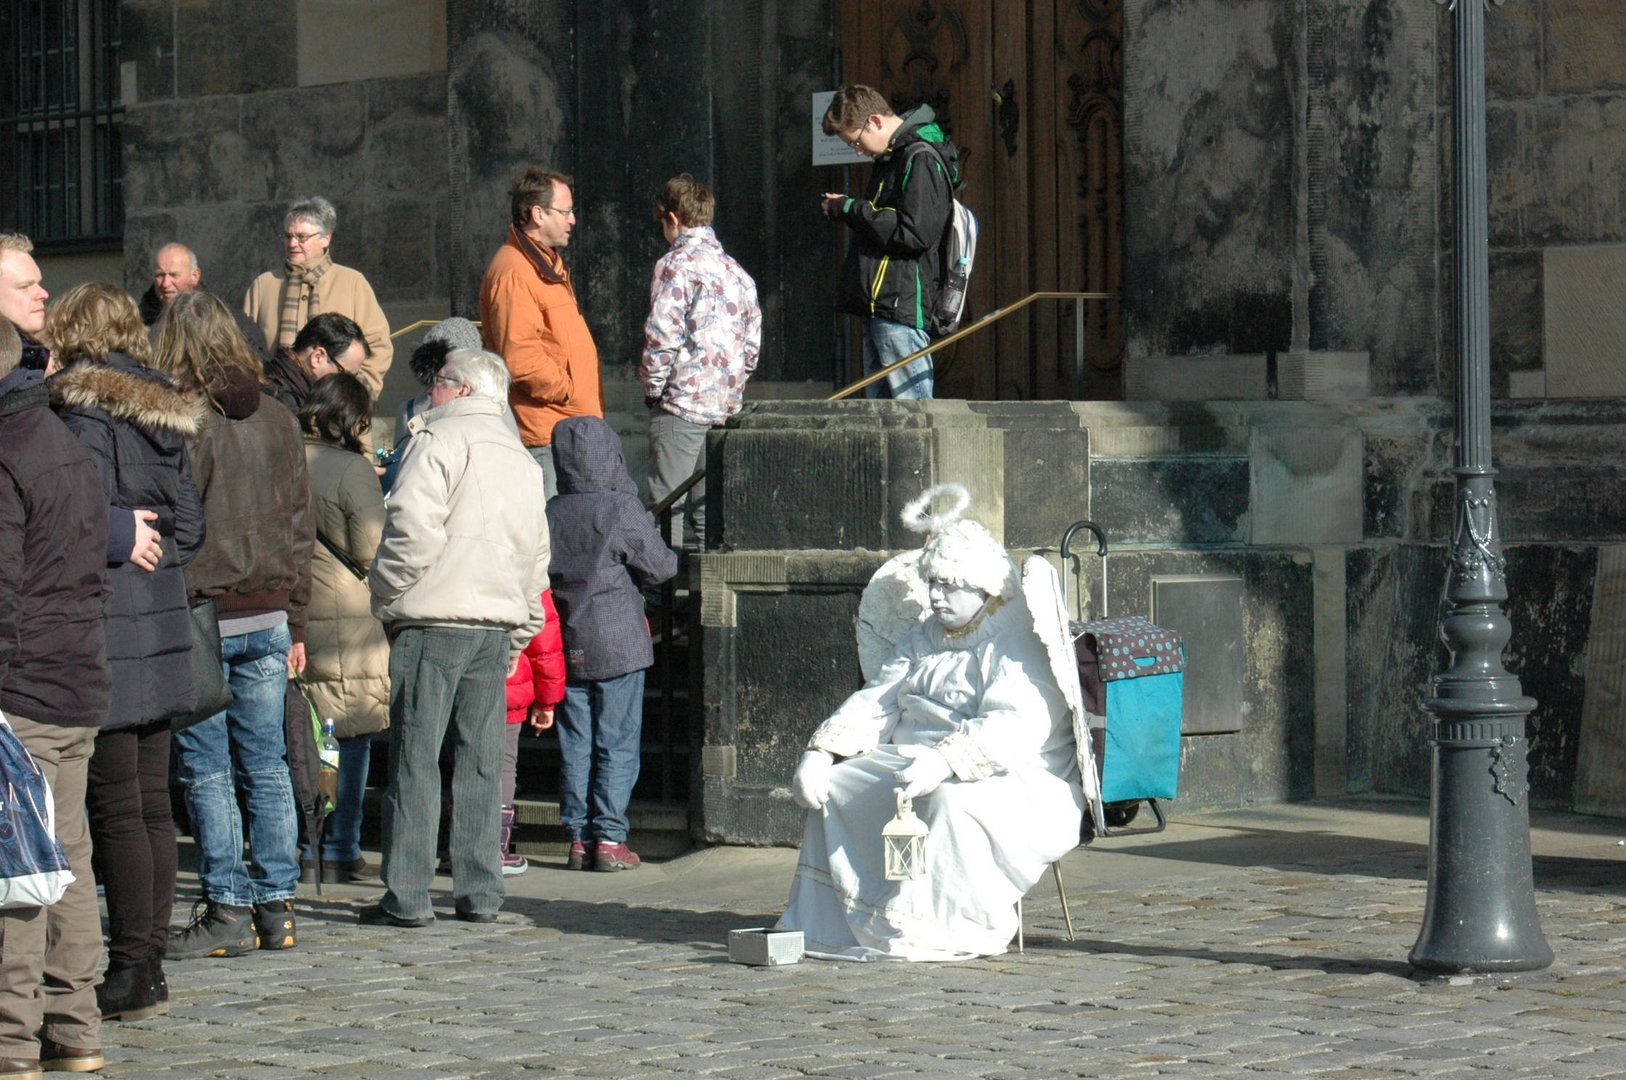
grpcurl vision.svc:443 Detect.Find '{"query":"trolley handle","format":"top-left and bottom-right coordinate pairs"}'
top-left (1059, 521), bottom-right (1109, 622)
top-left (1059, 521), bottom-right (1107, 562)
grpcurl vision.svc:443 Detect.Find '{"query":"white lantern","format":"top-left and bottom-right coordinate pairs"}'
top-left (882, 789), bottom-right (929, 881)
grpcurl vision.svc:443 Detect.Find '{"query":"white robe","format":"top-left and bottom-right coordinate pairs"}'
top-left (777, 599), bottom-right (1084, 961)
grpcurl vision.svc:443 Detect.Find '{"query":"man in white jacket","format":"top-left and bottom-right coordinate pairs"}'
top-left (363, 348), bottom-right (551, 926)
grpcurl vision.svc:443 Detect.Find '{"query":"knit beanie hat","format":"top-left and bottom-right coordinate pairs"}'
top-left (901, 483), bottom-right (1018, 599)
top-left (410, 317), bottom-right (485, 387)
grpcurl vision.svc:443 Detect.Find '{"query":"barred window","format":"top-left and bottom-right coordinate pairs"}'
top-left (0, 0), bottom-right (123, 251)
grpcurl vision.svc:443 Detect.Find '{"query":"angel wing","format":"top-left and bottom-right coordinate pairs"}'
top-left (855, 550), bottom-right (931, 682)
top-left (1022, 554), bottom-right (1107, 836)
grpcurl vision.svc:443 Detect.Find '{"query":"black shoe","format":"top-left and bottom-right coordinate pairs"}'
top-left (299, 859), bottom-right (319, 885)
top-left (97, 962), bottom-right (159, 1022)
top-left (455, 909), bottom-right (497, 923)
top-left (147, 955), bottom-right (169, 1016)
top-left (253, 899), bottom-right (297, 950)
top-left (357, 902), bottom-right (433, 928)
top-left (321, 857), bottom-right (381, 884)
top-left (166, 900), bottom-right (257, 959)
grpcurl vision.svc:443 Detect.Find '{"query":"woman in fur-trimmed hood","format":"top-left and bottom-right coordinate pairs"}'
top-left (47, 282), bottom-right (207, 1021)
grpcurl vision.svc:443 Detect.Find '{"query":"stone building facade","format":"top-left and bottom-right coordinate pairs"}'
top-left (7, 1), bottom-right (1626, 839)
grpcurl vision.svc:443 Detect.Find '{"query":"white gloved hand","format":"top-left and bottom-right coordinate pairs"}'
top-left (791, 749), bottom-right (835, 809)
top-left (895, 748), bottom-right (954, 799)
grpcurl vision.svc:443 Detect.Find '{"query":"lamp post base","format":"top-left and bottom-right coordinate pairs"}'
top-left (1409, 712), bottom-right (1553, 974)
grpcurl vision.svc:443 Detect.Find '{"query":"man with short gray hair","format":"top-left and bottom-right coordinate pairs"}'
top-left (138, 241), bottom-right (270, 363)
top-left (363, 347), bottom-right (551, 926)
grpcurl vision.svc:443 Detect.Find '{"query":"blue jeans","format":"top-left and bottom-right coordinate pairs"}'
top-left (173, 623), bottom-right (300, 907)
top-left (320, 735), bottom-right (372, 863)
top-left (556, 671), bottom-right (645, 843)
top-left (862, 319), bottom-right (934, 400)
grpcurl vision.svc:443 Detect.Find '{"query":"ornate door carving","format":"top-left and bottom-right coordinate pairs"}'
top-left (835, 0), bottom-right (1125, 400)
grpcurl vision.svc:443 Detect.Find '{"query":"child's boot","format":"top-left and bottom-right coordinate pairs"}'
top-left (499, 803), bottom-right (528, 876)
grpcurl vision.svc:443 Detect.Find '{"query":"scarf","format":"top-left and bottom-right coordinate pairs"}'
top-left (277, 251), bottom-right (333, 348)
top-left (508, 225), bottom-right (572, 295)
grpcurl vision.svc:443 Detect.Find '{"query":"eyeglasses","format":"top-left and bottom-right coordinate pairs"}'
top-left (284, 231), bottom-right (324, 245)
top-left (541, 205), bottom-right (576, 219)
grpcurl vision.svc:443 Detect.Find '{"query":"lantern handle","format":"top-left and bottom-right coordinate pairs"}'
top-left (895, 789), bottom-right (911, 817)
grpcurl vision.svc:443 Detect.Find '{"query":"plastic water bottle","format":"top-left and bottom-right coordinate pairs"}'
top-left (318, 718), bottom-right (340, 806)
top-left (935, 257), bottom-right (969, 326)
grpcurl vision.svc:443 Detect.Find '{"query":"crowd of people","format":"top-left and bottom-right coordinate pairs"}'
top-left (0, 157), bottom-right (759, 1076)
top-left (0, 79), bottom-right (990, 1073)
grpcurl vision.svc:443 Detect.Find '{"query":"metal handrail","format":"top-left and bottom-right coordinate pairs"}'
top-left (390, 318), bottom-right (477, 339)
top-left (827, 290), bottom-right (1116, 401)
top-left (649, 290), bottom-right (1119, 516)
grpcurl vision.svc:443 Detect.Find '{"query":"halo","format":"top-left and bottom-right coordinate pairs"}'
top-left (900, 482), bottom-right (971, 534)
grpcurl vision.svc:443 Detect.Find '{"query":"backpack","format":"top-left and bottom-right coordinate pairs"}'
top-left (906, 141), bottom-right (980, 338)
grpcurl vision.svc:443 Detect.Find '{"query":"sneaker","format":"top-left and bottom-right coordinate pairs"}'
top-left (166, 900), bottom-right (257, 959)
top-left (593, 841), bottom-right (641, 872)
top-left (253, 899), bottom-right (297, 950)
top-left (96, 961), bottom-right (158, 1022)
top-left (566, 840), bottom-right (593, 871)
top-left (357, 902), bottom-right (433, 928)
top-left (500, 850), bottom-right (529, 877)
top-left (37, 1041), bottom-right (104, 1073)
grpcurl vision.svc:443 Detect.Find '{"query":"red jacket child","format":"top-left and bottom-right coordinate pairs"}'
top-left (507, 590), bottom-right (566, 726)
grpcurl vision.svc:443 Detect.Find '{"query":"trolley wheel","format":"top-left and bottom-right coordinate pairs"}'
top-left (1104, 801), bottom-right (1140, 828)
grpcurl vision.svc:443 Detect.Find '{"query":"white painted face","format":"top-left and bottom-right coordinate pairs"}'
top-left (928, 579), bottom-right (989, 632)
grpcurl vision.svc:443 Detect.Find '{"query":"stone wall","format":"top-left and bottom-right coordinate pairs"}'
top-left (696, 398), bottom-right (1626, 844)
top-left (1124, 0), bottom-right (1626, 403)
top-left (1484, 0), bottom-right (1626, 401)
top-left (120, 0), bottom-right (452, 409)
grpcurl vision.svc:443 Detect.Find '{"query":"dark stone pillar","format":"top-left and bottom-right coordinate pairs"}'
top-left (446, 1), bottom-right (577, 315)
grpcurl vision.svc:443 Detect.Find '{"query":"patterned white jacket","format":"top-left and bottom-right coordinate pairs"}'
top-left (640, 226), bottom-right (762, 426)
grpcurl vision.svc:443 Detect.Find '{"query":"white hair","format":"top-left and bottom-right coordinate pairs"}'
top-left (903, 483), bottom-right (1018, 599)
top-left (440, 347), bottom-right (511, 404)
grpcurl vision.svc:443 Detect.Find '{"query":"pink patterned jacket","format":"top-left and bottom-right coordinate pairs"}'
top-left (640, 227), bottom-right (762, 426)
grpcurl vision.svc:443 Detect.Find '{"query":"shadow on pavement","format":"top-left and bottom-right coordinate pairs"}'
top-left (1031, 935), bottom-right (1422, 980)
top-left (1083, 828), bottom-right (1626, 893)
top-left (292, 893), bottom-right (782, 954)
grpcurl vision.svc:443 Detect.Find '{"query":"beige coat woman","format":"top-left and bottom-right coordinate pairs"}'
top-left (303, 438), bottom-right (390, 737)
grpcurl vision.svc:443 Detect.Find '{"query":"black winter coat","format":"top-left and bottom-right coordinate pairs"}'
top-left (51, 355), bottom-right (207, 728)
top-left (547, 416), bottom-right (678, 681)
top-left (0, 367), bottom-right (110, 726)
top-left (832, 105), bottom-right (960, 329)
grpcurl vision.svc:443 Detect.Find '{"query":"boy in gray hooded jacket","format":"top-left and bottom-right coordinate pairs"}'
top-left (547, 416), bottom-right (678, 871)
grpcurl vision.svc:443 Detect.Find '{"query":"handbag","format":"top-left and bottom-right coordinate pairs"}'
top-left (171, 598), bottom-right (233, 731)
top-left (0, 712), bottom-right (75, 908)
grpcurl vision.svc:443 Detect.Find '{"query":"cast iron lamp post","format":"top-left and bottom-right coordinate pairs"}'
top-left (1410, 0), bottom-right (1552, 974)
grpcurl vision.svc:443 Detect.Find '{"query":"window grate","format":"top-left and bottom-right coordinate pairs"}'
top-left (1, 0), bottom-right (124, 250)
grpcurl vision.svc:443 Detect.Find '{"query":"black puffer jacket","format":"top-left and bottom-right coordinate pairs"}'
top-left (184, 366), bottom-right (314, 643)
top-left (0, 367), bottom-right (110, 727)
top-left (831, 104), bottom-right (960, 329)
top-left (547, 417), bottom-right (678, 681)
top-left (51, 355), bottom-right (208, 727)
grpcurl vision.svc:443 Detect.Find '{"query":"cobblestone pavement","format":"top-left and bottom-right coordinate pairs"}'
top-left (99, 799), bottom-right (1626, 1078)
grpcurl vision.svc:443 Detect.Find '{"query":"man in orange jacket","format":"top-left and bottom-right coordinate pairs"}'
top-left (479, 168), bottom-right (604, 497)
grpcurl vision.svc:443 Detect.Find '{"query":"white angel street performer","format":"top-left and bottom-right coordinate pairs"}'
top-left (776, 483), bottom-right (1104, 961)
